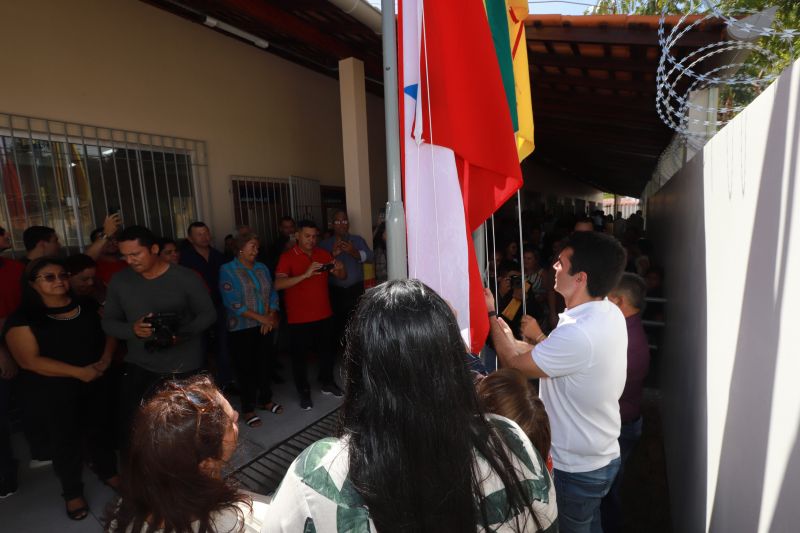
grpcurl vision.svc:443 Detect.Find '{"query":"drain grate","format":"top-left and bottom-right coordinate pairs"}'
top-left (230, 409), bottom-right (340, 494)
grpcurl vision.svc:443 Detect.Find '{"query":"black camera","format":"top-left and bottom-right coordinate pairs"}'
top-left (316, 262), bottom-right (335, 272)
top-left (143, 312), bottom-right (180, 352)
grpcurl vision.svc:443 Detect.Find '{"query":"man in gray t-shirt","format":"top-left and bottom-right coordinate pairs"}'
top-left (103, 225), bottom-right (215, 447)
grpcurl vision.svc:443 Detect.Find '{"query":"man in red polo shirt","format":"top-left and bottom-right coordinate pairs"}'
top-left (275, 220), bottom-right (345, 410)
top-left (0, 227), bottom-right (23, 319)
top-left (90, 226), bottom-right (127, 288)
top-left (0, 226), bottom-right (24, 497)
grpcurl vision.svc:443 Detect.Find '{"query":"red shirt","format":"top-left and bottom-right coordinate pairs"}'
top-left (0, 257), bottom-right (25, 318)
top-left (276, 245), bottom-right (333, 324)
top-left (95, 258), bottom-right (128, 286)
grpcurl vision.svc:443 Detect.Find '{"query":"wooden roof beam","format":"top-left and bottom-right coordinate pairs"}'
top-left (535, 116), bottom-right (669, 137)
top-left (220, 0), bottom-right (382, 77)
top-left (536, 136), bottom-right (665, 157)
top-left (533, 106), bottom-right (662, 126)
top-left (525, 25), bottom-right (721, 47)
top-left (528, 153), bottom-right (646, 196)
top-left (531, 72), bottom-right (656, 93)
top-left (533, 91), bottom-right (659, 112)
top-left (528, 51), bottom-right (656, 73)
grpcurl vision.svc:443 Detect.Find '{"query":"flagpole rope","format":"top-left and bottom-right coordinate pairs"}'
top-left (420, 0), bottom-right (444, 293)
top-left (491, 213), bottom-right (499, 372)
top-left (412, 117), bottom-right (421, 279)
top-left (491, 214), bottom-right (498, 299)
top-left (484, 220), bottom-right (490, 286)
top-left (516, 190), bottom-right (526, 317)
top-left (409, 3), bottom-right (421, 280)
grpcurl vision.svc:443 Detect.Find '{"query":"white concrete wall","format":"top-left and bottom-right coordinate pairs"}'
top-left (648, 59), bottom-right (800, 532)
top-left (0, 0), bottom-right (387, 243)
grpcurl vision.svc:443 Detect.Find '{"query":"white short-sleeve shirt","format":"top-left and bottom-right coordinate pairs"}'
top-left (533, 298), bottom-right (627, 473)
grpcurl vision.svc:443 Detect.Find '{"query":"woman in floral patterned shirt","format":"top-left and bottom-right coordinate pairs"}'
top-left (219, 232), bottom-right (283, 428)
top-left (265, 279), bottom-right (557, 532)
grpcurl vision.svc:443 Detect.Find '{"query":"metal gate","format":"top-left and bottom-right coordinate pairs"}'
top-left (231, 175), bottom-right (322, 246)
top-left (0, 112), bottom-right (206, 256)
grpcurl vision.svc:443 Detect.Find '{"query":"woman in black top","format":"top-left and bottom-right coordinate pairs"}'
top-left (4, 257), bottom-right (119, 520)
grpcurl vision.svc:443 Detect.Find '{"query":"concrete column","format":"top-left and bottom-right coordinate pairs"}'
top-left (338, 57), bottom-right (373, 241)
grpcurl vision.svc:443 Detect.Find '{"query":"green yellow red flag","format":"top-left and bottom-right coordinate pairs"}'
top-left (485, 0), bottom-right (518, 132)
top-left (507, 0), bottom-right (535, 160)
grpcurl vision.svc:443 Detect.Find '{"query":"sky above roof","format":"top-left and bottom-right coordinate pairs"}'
top-left (365, 1), bottom-right (591, 16)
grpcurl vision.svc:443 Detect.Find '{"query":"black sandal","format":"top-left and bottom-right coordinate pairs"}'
top-left (244, 414), bottom-right (262, 428)
top-left (103, 475), bottom-right (121, 493)
top-left (66, 498), bottom-right (89, 521)
top-left (260, 402), bottom-right (284, 414)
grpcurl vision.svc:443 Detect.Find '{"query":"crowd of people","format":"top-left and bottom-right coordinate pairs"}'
top-left (0, 205), bottom-right (661, 532)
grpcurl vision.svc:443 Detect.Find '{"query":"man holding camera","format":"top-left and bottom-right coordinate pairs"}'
top-left (275, 220), bottom-right (345, 410)
top-left (102, 225), bottom-right (216, 446)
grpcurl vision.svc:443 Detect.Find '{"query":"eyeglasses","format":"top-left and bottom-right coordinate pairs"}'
top-left (164, 382), bottom-right (210, 439)
top-left (332, 220), bottom-right (349, 225)
top-left (36, 272), bottom-right (70, 282)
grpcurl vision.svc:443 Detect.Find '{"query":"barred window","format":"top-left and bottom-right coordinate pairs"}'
top-left (0, 113), bottom-right (207, 255)
top-left (232, 175), bottom-right (322, 246)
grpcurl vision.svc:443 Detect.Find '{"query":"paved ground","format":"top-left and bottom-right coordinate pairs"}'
top-left (620, 388), bottom-right (673, 533)
top-left (0, 368), bottom-right (343, 532)
top-left (0, 378), bottom-right (672, 532)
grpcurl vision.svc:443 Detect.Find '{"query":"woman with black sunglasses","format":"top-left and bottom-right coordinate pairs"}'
top-left (3, 257), bottom-right (119, 521)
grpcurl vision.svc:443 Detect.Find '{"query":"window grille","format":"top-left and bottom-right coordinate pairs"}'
top-left (0, 112), bottom-right (207, 256)
top-left (232, 175), bottom-right (322, 246)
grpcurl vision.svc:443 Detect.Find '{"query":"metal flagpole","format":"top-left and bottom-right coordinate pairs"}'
top-left (516, 190), bottom-right (526, 316)
top-left (382, 0), bottom-right (408, 280)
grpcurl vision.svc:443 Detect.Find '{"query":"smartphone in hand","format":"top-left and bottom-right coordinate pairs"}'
top-left (316, 262), bottom-right (335, 273)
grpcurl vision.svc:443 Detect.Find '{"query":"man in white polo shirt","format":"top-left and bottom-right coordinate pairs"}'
top-left (486, 231), bottom-right (627, 533)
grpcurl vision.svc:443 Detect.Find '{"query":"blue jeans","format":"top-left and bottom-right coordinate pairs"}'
top-left (601, 417), bottom-right (643, 532)
top-left (554, 456), bottom-right (621, 533)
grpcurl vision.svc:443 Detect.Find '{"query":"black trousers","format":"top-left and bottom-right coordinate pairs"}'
top-left (0, 377), bottom-right (15, 480)
top-left (287, 318), bottom-right (335, 393)
top-left (228, 327), bottom-right (273, 414)
top-left (329, 282), bottom-right (364, 351)
top-left (19, 377), bottom-right (52, 462)
top-left (118, 363), bottom-right (203, 451)
top-left (22, 373), bottom-right (117, 500)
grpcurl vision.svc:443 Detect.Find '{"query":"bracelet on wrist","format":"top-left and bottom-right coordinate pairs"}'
top-left (535, 333), bottom-right (546, 343)
top-left (488, 310), bottom-right (497, 318)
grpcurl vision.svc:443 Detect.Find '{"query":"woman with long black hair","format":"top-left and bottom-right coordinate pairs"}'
top-left (3, 257), bottom-right (118, 520)
top-left (266, 279), bottom-right (557, 532)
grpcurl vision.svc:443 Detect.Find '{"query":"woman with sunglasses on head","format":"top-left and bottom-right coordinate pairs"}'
top-left (3, 257), bottom-right (119, 520)
top-left (105, 375), bottom-right (270, 532)
top-left (266, 279), bottom-right (557, 532)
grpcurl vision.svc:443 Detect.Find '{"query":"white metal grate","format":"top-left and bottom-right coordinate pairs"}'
top-left (231, 175), bottom-right (322, 246)
top-left (0, 112), bottom-right (207, 256)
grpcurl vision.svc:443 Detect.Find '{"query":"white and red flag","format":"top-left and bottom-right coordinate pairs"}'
top-left (399, 0), bottom-right (523, 352)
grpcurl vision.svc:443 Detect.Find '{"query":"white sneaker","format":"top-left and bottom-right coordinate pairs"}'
top-left (28, 459), bottom-right (52, 469)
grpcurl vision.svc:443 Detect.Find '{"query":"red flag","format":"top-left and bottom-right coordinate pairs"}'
top-left (411, 0), bottom-right (522, 352)
top-left (419, 0), bottom-right (522, 231)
